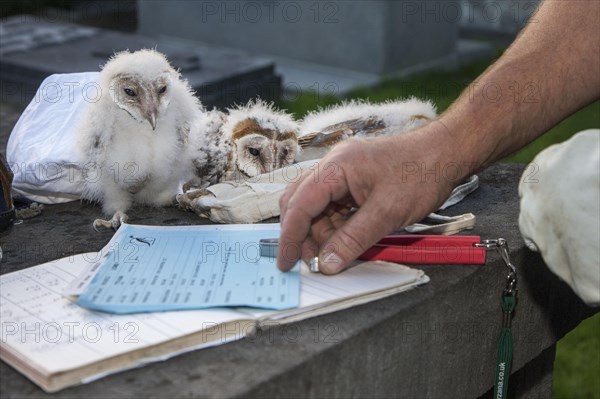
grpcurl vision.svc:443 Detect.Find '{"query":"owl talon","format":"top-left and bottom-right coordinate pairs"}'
top-left (93, 218), bottom-right (113, 231)
top-left (92, 211), bottom-right (129, 231)
top-left (177, 189), bottom-right (211, 211)
top-left (176, 193), bottom-right (193, 211)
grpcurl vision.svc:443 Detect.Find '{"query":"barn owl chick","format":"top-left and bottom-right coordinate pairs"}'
top-left (77, 49), bottom-right (202, 230)
top-left (296, 98), bottom-right (437, 161)
top-left (178, 100), bottom-right (300, 209)
top-left (185, 100), bottom-right (300, 189)
top-left (224, 100), bottom-right (299, 179)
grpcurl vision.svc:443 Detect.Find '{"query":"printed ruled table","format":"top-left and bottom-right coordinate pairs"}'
top-left (77, 224), bottom-right (300, 313)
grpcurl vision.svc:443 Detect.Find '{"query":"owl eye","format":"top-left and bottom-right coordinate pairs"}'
top-left (248, 147), bottom-right (260, 156)
top-left (124, 88), bottom-right (136, 97)
top-left (282, 149), bottom-right (289, 156)
top-left (158, 86), bottom-right (167, 94)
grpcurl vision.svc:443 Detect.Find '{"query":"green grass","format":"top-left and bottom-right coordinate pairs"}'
top-left (278, 58), bottom-right (495, 119)
top-left (553, 313), bottom-right (600, 399)
top-left (505, 101), bottom-right (600, 163)
top-left (279, 58), bottom-right (600, 165)
top-left (278, 58), bottom-right (600, 399)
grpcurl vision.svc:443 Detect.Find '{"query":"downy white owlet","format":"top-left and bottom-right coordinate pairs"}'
top-left (77, 49), bottom-right (202, 229)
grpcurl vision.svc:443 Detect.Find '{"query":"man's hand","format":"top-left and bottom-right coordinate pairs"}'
top-left (277, 123), bottom-right (460, 274)
top-left (277, 0), bottom-right (599, 275)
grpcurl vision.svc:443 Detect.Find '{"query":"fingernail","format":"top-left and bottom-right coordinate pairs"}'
top-left (319, 251), bottom-right (342, 273)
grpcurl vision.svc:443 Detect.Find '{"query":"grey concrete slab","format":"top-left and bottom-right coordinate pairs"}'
top-left (274, 39), bottom-right (492, 97)
top-left (0, 162), bottom-right (596, 398)
top-left (0, 16), bottom-right (281, 108)
top-left (137, 1), bottom-right (458, 75)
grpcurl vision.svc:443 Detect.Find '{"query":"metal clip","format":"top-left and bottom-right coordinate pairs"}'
top-left (474, 238), bottom-right (518, 295)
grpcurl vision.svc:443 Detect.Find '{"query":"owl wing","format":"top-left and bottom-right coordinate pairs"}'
top-left (176, 122), bottom-right (191, 146)
top-left (187, 116), bottom-right (230, 188)
top-left (298, 117), bottom-right (386, 148)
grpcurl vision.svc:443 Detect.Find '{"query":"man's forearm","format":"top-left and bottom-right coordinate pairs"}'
top-left (439, 0), bottom-right (599, 175)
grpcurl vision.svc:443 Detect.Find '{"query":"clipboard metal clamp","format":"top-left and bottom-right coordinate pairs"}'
top-left (474, 238), bottom-right (517, 295)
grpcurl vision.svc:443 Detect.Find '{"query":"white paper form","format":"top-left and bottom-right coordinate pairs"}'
top-left (1, 247), bottom-right (427, 391)
top-left (77, 224), bottom-right (301, 313)
top-left (239, 260), bottom-right (429, 320)
top-left (0, 255), bottom-right (251, 376)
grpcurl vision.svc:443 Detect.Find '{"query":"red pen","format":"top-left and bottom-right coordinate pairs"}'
top-left (260, 235), bottom-right (487, 272)
top-left (358, 235), bottom-right (487, 265)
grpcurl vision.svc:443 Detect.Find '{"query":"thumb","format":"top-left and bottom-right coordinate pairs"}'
top-left (317, 200), bottom-right (395, 274)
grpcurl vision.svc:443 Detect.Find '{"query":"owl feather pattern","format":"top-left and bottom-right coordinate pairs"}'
top-left (296, 98), bottom-right (437, 161)
top-left (178, 98), bottom-right (437, 215)
top-left (185, 99), bottom-right (300, 189)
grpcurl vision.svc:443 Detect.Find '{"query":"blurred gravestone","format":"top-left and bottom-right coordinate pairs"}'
top-left (138, 1), bottom-right (458, 75)
top-left (0, 15), bottom-right (281, 108)
top-left (137, 1), bottom-right (493, 93)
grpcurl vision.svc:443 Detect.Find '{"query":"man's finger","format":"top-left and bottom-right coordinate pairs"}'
top-left (279, 160), bottom-right (325, 226)
top-left (277, 164), bottom-right (349, 271)
top-left (301, 236), bottom-right (319, 265)
top-left (317, 195), bottom-right (397, 274)
top-left (279, 182), bottom-right (300, 226)
top-left (308, 207), bottom-right (351, 248)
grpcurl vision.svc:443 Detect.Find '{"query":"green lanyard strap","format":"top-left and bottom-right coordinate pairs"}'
top-left (495, 292), bottom-right (517, 398)
top-left (475, 238), bottom-right (518, 399)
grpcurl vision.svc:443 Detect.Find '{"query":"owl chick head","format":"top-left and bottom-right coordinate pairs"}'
top-left (101, 49), bottom-right (178, 130)
top-left (222, 100), bottom-right (300, 177)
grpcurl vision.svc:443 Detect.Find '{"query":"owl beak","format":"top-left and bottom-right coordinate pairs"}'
top-left (146, 111), bottom-right (157, 130)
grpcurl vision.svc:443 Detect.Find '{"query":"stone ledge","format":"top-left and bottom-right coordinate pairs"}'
top-left (0, 163), bottom-right (596, 398)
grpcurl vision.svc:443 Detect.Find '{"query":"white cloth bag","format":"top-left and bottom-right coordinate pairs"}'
top-left (7, 72), bottom-right (99, 203)
top-left (519, 129), bottom-right (600, 306)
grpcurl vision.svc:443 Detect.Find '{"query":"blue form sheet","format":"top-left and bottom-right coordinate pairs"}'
top-left (77, 224), bottom-right (300, 313)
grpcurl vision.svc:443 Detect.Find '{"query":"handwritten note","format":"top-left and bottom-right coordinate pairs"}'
top-left (77, 224), bottom-right (301, 313)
